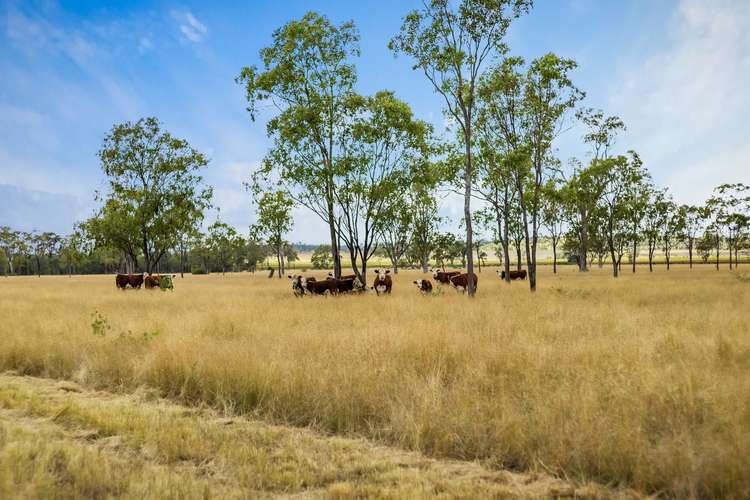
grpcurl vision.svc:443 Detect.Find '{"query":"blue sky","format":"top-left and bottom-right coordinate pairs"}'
top-left (1, 0), bottom-right (748, 243)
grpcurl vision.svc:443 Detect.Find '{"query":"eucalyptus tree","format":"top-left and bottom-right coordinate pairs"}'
top-left (599, 152), bottom-right (650, 277)
top-left (0, 226), bottom-right (23, 275)
top-left (619, 154), bottom-right (651, 274)
top-left (60, 231), bottom-right (87, 277)
top-left (207, 220), bottom-right (241, 275)
top-left (335, 91), bottom-right (431, 283)
top-left (643, 188), bottom-right (669, 272)
top-left (390, 0), bottom-right (532, 296)
top-left (679, 205), bottom-right (706, 269)
top-left (238, 12), bottom-right (360, 279)
top-left (408, 190), bottom-right (441, 272)
top-left (30, 231), bottom-right (59, 277)
top-left (561, 158), bottom-right (608, 271)
top-left (476, 55), bottom-right (582, 290)
top-left (251, 191), bottom-right (294, 278)
top-left (515, 54), bottom-right (583, 290)
top-left (475, 64), bottom-right (524, 282)
top-left (541, 179), bottom-right (565, 274)
top-left (577, 108), bottom-right (626, 162)
top-left (380, 203), bottom-right (413, 274)
top-left (83, 117), bottom-right (212, 274)
top-left (661, 197), bottom-right (683, 270)
top-left (708, 183), bottom-right (750, 268)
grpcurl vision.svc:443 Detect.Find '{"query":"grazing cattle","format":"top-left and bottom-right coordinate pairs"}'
top-left (144, 274), bottom-right (161, 289)
top-left (429, 268), bottom-right (461, 284)
top-left (327, 272), bottom-right (357, 280)
top-left (115, 273), bottom-right (144, 290)
top-left (288, 275), bottom-right (308, 296)
top-left (144, 274), bottom-right (176, 290)
top-left (413, 279), bottom-right (433, 294)
top-left (372, 269), bottom-right (392, 295)
top-left (450, 273), bottom-right (478, 293)
top-left (305, 278), bottom-right (337, 295)
top-left (497, 269), bottom-right (527, 280)
top-left (330, 277), bottom-right (366, 294)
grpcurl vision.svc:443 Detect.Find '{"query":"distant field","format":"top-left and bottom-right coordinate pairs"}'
top-left (1, 266), bottom-right (749, 498)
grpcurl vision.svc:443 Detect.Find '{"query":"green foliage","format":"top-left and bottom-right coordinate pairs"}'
top-left (238, 12), bottom-right (360, 275)
top-left (191, 267), bottom-right (206, 275)
top-left (90, 311), bottom-right (111, 337)
top-left (83, 117), bottom-right (212, 274)
top-left (311, 245), bottom-right (333, 270)
top-left (207, 220), bottom-right (243, 274)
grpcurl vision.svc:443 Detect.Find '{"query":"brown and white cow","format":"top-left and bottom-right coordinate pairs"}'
top-left (329, 276), bottom-right (367, 294)
top-left (413, 279), bottom-right (433, 294)
top-left (450, 272), bottom-right (478, 293)
top-left (115, 273), bottom-right (144, 290)
top-left (429, 268), bottom-right (461, 284)
top-left (372, 269), bottom-right (392, 295)
top-left (497, 269), bottom-right (527, 281)
top-left (327, 272), bottom-right (357, 281)
top-left (305, 278), bottom-right (337, 295)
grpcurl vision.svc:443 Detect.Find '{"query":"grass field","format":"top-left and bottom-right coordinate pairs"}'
top-left (1, 266), bottom-right (749, 498)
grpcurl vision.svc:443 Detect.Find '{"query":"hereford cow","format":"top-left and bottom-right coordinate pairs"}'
top-left (450, 272), bottom-right (478, 293)
top-left (372, 269), bottom-right (392, 295)
top-left (330, 276), bottom-right (367, 294)
top-left (413, 279), bottom-right (433, 294)
top-left (327, 272), bottom-right (356, 280)
top-left (144, 274), bottom-right (176, 290)
top-left (429, 268), bottom-right (461, 284)
top-left (115, 273), bottom-right (144, 290)
top-left (305, 278), bottom-right (337, 295)
top-left (288, 275), bottom-right (308, 296)
top-left (144, 274), bottom-right (161, 289)
top-left (497, 269), bottom-right (527, 280)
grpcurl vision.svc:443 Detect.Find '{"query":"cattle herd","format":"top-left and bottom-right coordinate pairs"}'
top-left (285, 267), bottom-right (526, 297)
top-left (114, 267), bottom-right (526, 296)
top-left (115, 273), bottom-right (175, 291)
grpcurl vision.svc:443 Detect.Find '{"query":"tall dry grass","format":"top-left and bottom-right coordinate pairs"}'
top-left (1, 266), bottom-right (749, 497)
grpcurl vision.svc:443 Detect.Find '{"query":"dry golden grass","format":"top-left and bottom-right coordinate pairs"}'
top-left (1, 265), bottom-right (749, 498)
top-left (0, 373), bottom-right (618, 499)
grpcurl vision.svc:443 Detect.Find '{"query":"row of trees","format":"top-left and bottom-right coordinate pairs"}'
top-left (238, 3), bottom-right (749, 296)
top-left (5, 3), bottom-right (748, 288)
top-left (0, 223), bottom-right (294, 276)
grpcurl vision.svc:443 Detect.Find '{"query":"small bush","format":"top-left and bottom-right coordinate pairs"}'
top-left (191, 268), bottom-right (206, 275)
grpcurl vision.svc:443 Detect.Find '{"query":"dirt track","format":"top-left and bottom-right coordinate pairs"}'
top-left (0, 373), bottom-right (640, 498)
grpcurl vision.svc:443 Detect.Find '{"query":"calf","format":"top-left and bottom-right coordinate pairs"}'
top-left (497, 269), bottom-right (527, 280)
top-left (429, 268), bottom-right (461, 284)
top-left (450, 273), bottom-right (478, 293)
top-left (413, 279), bottom-right (433, 294)
top-left (372, 269), bottom-right (392, 295)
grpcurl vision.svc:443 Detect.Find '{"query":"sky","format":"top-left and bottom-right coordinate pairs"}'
top-left (1, 0), bottom-right (748, 243)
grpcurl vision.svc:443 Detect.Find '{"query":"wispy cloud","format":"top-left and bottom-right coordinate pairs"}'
top-left (608, 0), bottom-right (750, 204)
top-left (171, 10), bottom-right (208, 43)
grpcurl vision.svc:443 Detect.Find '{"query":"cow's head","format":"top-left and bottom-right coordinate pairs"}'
top-left (431, 268), bottom-right (439, 279)
top-left (374, 269), bottom-right (390, 282)
top-left (413, 279), bottom-right (426, 290)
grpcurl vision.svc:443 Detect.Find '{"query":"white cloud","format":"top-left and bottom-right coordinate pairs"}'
top-left (608, 0), bottom-right (750, 205)
top-left (138, 36), bottom-right (154, 53)
top-left (172, 10), bottom-right (207, 43)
